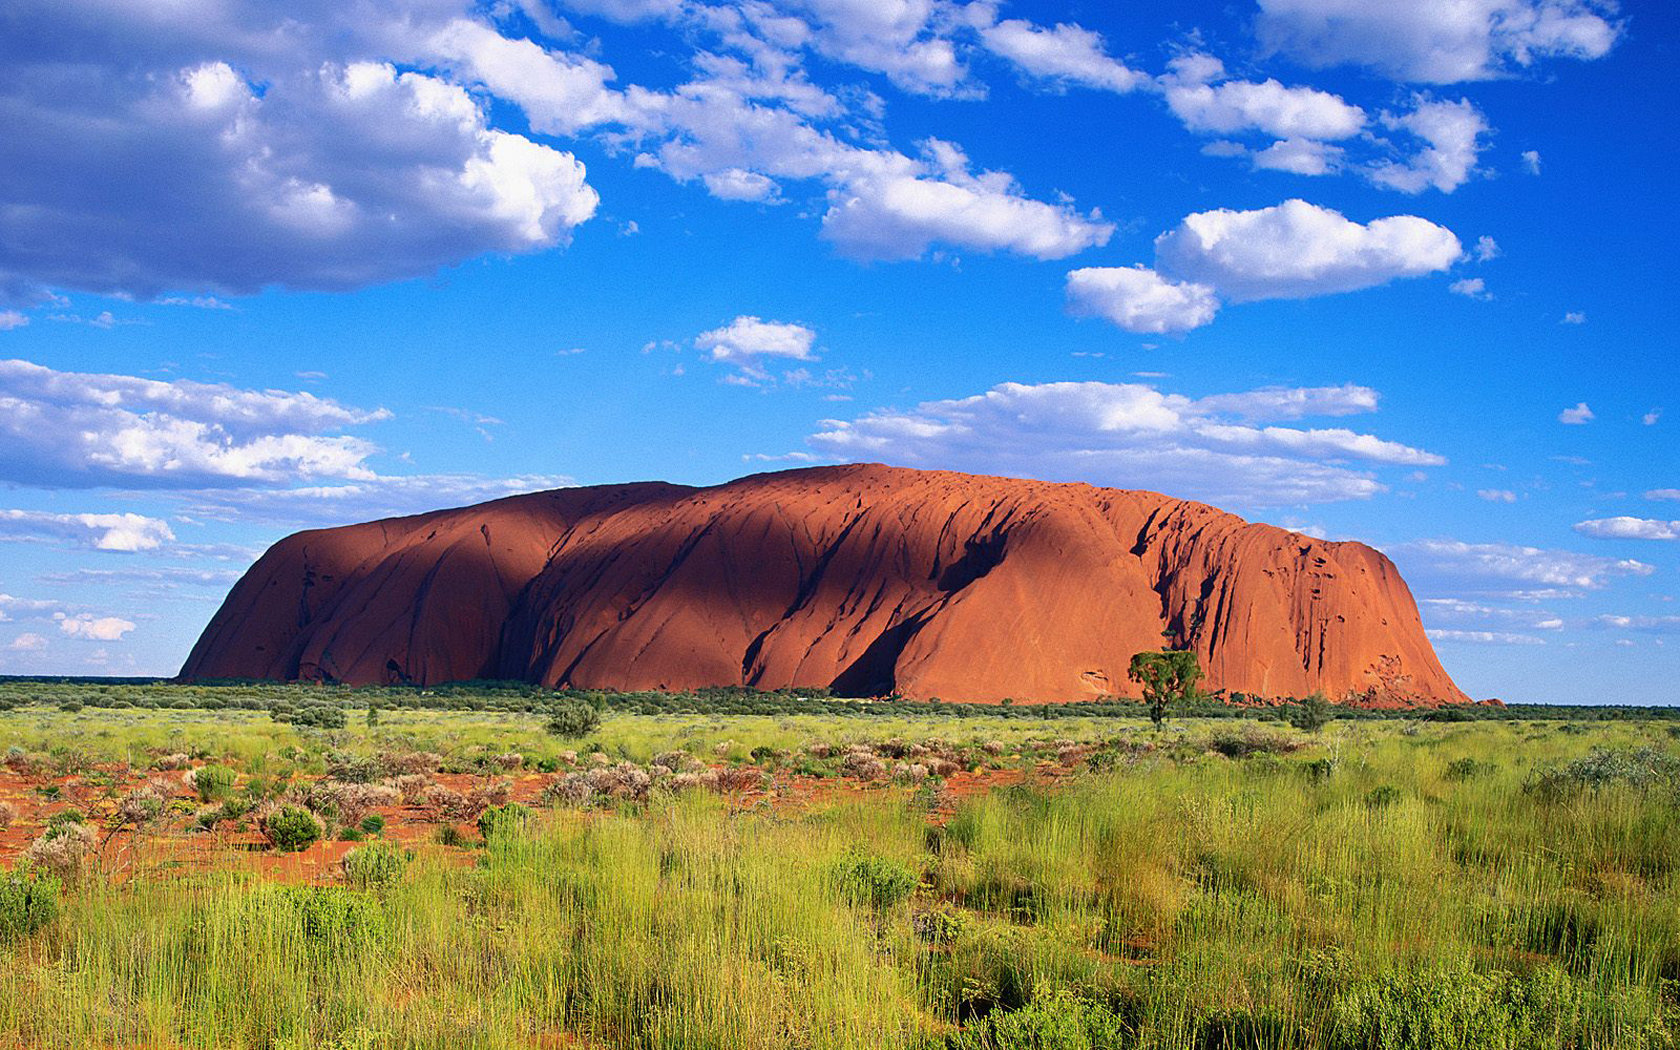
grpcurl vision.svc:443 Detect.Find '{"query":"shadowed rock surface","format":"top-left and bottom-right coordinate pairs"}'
top-left (181, 464), bottom-right (1467, 705)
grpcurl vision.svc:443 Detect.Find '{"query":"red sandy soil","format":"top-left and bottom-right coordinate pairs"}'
top-left (1, 758), bottom-right (1080, 884)
top-left (182, 463), bottom-right (1466, 706)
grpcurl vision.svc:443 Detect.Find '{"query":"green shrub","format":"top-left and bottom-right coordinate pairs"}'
top-left (544, 698), bottom-right (602, 740)
top-left (477, 802), bottom-right (532, 841)
top-left (46, 808), bottom-right (86, 831)
top-left (285, 703), bottom-right (348, 730)
top-left (196, 798), bottom-right (250, 830)
top-left (359, 813), bottom-right (386, 836)
top-left (1445, 757), bottom-right (1494, 781)
top-left (324, 752), bottom-right (382, 784)
top-left (261, 805), bottom-right (323, 852)
top-left (342, 842), bottom-right (409, 889)
top-left (833, 850), bottom-right (918, 909)
top-left (1365, 785), bottom-right (1402, 809)
top-left (193, 764), bottom-right (237, 803)
top-left (280, 886), bottom-right (386, 948)
top-left (437, 825), bottom-right (467, 848)
top-left (1301, 757), bottom-right (1336, 782)
top-left (1328, 966), bottom-right (1618, 1050)
top-left (1525, 747), bottom-right (1680, 801)
top-left (912, 904), bottom-right (969, 945)
top-left (1209, 727), bottom-right (1298, 758)
top-left (946, 991), bottom-right (1131, 1050)
top-left (0, 871), bottom-right (60, 943)
top-left (1287, 693), bottom-right (1335, 733)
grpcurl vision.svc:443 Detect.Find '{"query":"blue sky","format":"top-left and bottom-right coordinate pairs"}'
top-left (0, 0), bottom-right (1675, 702)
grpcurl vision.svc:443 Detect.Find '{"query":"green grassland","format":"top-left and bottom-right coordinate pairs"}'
top-left (1, 685), bottom-right (1678, 1049)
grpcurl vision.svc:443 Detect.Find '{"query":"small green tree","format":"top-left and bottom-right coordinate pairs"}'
top-left (1288, 692), bottom-right (1334, 733)
top-left (262, 805), bottom-right (323, 853)
top-left (1127, 649), bottom-right (1203, 728)
top-left (544, 698), bottom-right (602, 740)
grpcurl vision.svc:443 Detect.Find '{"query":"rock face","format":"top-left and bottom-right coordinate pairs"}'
top-left (181, 464), bottom-right (1468, 705)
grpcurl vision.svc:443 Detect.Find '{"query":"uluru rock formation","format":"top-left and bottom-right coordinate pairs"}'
top-left (181, 464), bottom-right (1468, 706)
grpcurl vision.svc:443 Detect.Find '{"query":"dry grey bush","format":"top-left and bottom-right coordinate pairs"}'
top-left (559, 750), bottom-right (578, 766)
top-left (586, 763), bottom-right (651, 802)
top-left (0, 800), bottom-right (15, 831)
top-left (318, 782), bottom-right (400, 827)
top-left (115, 779), bottom-right (172, 828)
top-left (653, 750), bottom-right (695, 771)
top-left (544, 772), bottom-right (598, 806)
top-left (542, 773), bottom-right (595, 807)
top-left (665, 771), bottom-right (706, 792)
top-left (391, 773), bottom-right (431, 805)
top-left (983, 740), bottom-right (1006, 755)
top-left (24, 823), bottom-right (96, 880)
top-left (493, 753), bottom-right (524, 771)
top-left (925, 758), bottom-right (961, 779)
top-left (711, 767), bottom-right (767, 793)
top-left (842, 751), bottom-right (886, 781)
top-left (152, 753), bottom-right (191, 771)
top-left (477, 779), bottom-right (513, 808)
top-left (893, 763), bottom-right (929, 783)
top-left (383, 751), bottom-right (443, 776)
top-left (421, 785), bottom-right (468, 820)
top-left (421, 780), bottom-right (510, 822)
top-left (4, 747), bottom-right (42, 777)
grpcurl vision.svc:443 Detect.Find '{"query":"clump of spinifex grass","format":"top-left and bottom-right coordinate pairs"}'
top-left (0, 699), bottom-right (1677, 1048)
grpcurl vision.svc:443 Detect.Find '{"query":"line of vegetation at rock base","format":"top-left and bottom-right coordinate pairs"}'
top-left (2, 677), bottom-right (1676, 724)
top-left (2, 698), bottom-right (1679, 1048)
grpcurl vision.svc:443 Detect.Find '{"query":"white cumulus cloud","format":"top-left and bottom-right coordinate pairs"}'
top-left (808, 379), bottom-right (1441, 508)
top-left (1163, 73), bottom-right (1366, 141)
top-left (0, 510), bottom-right (175, 551)
top-left (0, 359), bottom-right (389, 488)
top-left (54, 612), bottom-right (137, 641)
top-left (1386, 538), bottom-right (1652, 593)
top-left (1450, 278), bottom-right (1492, 300)
top-left (1370, 96), bottom-right (1489, 194)
top-left (1154, 200), bottom-right (1463, 302)
top-left (980, 19), bottom-right (1145, 92)
top-left (1427, 629), bottom-right (1547, 646)
top-left (1071, 200), bottom-right (1460, 333)
top-left (818, 141), bottom-right (1113, 261)
top-left (1573, 517), bottom-right (1680, 541)
top-left (1558, 402), bottom-right (1594, 424)
top-left (1256, 0), bottom-right (1623, 83)
top-left (0, 7), bottom-right (601, 303)
top-left (695, 316), bottom-right (819, 362)
top-left (180, 474), bottom-right (576, 528)
top-left (1065, 267), bottom-right (1218, 335)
